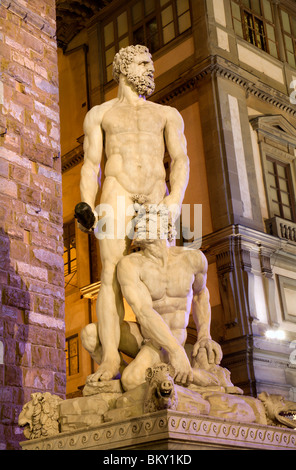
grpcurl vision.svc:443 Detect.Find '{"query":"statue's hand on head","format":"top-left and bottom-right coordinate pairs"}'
top-left (159, 195), bottom-right (181, 224)
top-left (74, 202), bottom-right (96, 232)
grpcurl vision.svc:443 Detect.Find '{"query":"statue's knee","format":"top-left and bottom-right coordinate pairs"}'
top-left (81, 323), bottom-right (99, 353)
top-left (121, 365), bottom-right (145, 392)
top-left (121, 367), bottom-right (136, 392)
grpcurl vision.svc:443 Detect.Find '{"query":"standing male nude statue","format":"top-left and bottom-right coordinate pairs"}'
top-left (76, 45), bottom-right (189, 381)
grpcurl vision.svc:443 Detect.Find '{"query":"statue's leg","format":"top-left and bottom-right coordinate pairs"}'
top-left (95, 255), bottom-right (125, 380)
top-left (119, 321), bottom-right (144, 358)
top-left (81, 322), bottom-right (102, 365)
top-left (121, 342), bottom-right (161, 391)
top-left (192, 367), bottom-right (220, 387)
top-left (81, 320), bottom-right (143, 383)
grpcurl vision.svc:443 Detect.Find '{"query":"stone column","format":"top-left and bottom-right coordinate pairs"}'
top-left (0, 0), bottom-right (65, 450)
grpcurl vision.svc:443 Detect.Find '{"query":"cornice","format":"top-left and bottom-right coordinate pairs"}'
top-left (250, 115), bottom-right (296, 148)
top-left (189, 224), bottom-right (296, 264)
top-left (155, 56), bottom-right (296, 118)
top-left (62, 143), bottom-right (84, 173)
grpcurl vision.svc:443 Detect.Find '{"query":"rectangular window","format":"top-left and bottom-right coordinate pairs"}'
top-left (65, 334), bottom-right (79, 376)
top-left (102, 0), bottom-right (192, 83)
top-left (231, 0), bottom-right (278, 58)
top-left (63, 221), bottom-right (76, 276)
top-left (280, 8), bottom-right (296, 68)
top-left (131, 0), bottom-right (191, 52)
top-left (63, 220), bottom-right (78, 290)
top-left (266, 157), bottom-right (296, 222)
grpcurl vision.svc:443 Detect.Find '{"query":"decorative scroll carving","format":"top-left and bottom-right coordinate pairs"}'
top-left (20, 410), bottom-right (296, 451)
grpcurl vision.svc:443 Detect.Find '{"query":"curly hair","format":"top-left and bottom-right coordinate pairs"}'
top-left (112, 45), bottom-right (151, 83)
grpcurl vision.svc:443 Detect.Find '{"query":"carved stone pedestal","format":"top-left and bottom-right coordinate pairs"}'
top-left (20, 410), bottom-right (296, 450)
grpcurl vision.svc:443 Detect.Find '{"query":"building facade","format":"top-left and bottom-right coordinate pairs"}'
top-left (1, 0), bottom-right (296, 450)
top-left (59, 0), bottom-right (296, 401)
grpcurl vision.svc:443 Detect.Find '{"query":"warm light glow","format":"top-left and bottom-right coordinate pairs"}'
top-left (265, 329), bottom-right (286, 340)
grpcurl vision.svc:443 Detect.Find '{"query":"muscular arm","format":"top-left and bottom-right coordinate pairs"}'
top-left (192, 274), bottom-right (211, 342)
top-left (117, 258), bottom-right (182, 354)
top-left (117, 256), bottom-right (193, 384)
top-left (80, 106), bottom-right (104, 211)
top-left (191, 253), bottom-right (222, 364)
top-left (163, 107), bottom-right (189, 215)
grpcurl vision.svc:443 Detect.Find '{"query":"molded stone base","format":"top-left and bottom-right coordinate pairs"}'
top-left (20, 410), bottom-right (296, 450)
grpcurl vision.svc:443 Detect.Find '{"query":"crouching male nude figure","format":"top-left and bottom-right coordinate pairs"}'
top-left (78, 45), bottom-right (189, 381)
top-left (82, 208), bottom-right (223, 391)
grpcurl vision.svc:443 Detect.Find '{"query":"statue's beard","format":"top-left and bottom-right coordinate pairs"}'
top-left (126, 71), bottom-right (155, 97)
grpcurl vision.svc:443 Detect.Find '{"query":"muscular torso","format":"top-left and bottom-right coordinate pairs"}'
top-left (102, 100), bottom-right (167, 198)
top-left (135, 248), bottom-right (202, 344)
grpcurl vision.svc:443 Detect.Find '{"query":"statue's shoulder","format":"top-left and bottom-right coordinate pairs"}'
top-left (158, 103), bottom-right (184, 126)
top-left (84, 99), bottom-right (119, 126)
top-left (149, 101), bottom-right (180, 115)
top-left (179, 247), bottom-right (207, 273)
top-left (117, 251), bottom-right (143, 274)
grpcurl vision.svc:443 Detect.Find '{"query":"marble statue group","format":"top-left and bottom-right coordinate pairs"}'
top-left (77, 43), bottom-right (228, 391)
top-left (18, 46), bottom-right (296, 443)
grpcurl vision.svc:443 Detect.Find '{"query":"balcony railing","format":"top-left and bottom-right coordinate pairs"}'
top-left (265, 216), bottom-right (296, 243)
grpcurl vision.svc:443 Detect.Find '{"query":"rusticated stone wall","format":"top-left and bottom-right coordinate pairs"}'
top-left (0, 0), bottom-right (65, 450)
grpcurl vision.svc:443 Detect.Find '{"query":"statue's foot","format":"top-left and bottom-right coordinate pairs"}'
top-left (89, 361), bottom-right (120, 382)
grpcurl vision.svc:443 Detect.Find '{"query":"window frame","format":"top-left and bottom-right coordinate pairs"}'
top-left (231, 0), bottom-right (279, 59)
top-left (277, 274), bottom-right (296, 324)
top-left (101, 0), bottom-right (192, 84)
top-left (250, 115), bottom-right (296, 226)
top-left (279, 6), bottom-right (296, 68)
top-left (265, 156), bottom-right (296, 222)
top-left (131, 1), bottom-right (162, 55)
top-left (63, 220), bottom-right (77, 277)
top-left (63, 220), bottom-right (78, 292)
top-left (65, 333), bottom-right (80, 377)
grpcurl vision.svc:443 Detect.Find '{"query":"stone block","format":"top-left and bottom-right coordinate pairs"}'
top-left (33, 294), bottom-right (54, 316)
top-left (18, 183), bottom-right (41, 205)
top-left (4, 365), bottom-right (23, 387)
top-left (0, 176), bottom-right (17, 198)
top-left (23, 368), bottom-right (54, 391)
top-left (31, 248), bottom-right (63, 272)
top-left (0, 159), bottom-right (9, 178)
top-left (59, 396), bottom-right (109, 432)
top-left (54, 372), bottom-right (66, 396)
top-left (10, 165), bottom-right (30, 185)
top-left (2, 286), bottom-right (31, 310)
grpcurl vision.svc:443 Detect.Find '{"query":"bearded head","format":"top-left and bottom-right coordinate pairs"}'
top-left (131, 201), bottom-right (177, 248)
top-left (112, 45), bottom-right (155, 97)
